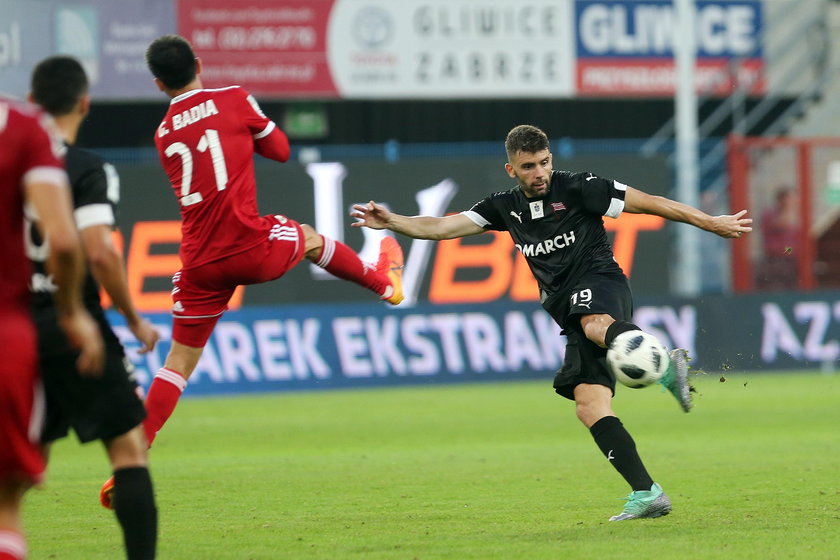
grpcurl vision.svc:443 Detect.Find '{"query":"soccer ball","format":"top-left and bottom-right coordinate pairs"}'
top-left (607, 330), bottom-right (670, 388)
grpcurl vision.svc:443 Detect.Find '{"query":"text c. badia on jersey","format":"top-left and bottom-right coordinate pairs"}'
top-left (515, 230), bottom-right (576, 258)
top-left (158, 99), bottom-right (220, 138)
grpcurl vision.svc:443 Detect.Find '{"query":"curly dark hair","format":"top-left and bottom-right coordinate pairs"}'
top-left (504, 125), bottom-right (550, 159)
top-left (146, 34), bottom-right (197, 90)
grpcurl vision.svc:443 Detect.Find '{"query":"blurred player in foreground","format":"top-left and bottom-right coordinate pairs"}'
top-left (352, 124), bottom-right (752, 521)
top-left (29, 56), bottom-right (158, 559)
top-left (0, 96), bottom-right (103, 560)
top-left (100, 34), bottom-right (404, 505)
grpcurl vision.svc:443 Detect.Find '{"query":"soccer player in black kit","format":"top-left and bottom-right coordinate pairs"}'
top-left (28, 56), bottom-right (158, 558)
top-left (351, 124), bottom-right (752, 521)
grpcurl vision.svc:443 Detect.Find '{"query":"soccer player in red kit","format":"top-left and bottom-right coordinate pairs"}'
top-left (100, 34), bottom-right (404, 507)
top-left (0, 97), bottom-right (103, 560)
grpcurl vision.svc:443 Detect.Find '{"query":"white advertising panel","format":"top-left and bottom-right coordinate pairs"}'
top-left (327, 0), bottom-right (576, 98)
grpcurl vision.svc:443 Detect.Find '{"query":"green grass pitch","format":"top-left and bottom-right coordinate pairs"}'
top-left (25, 371), bottom-right (839, 559)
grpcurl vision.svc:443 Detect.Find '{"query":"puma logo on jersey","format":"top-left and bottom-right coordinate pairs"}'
top-left (515, 230), bottom-right (576, 257)
top-left (510, 211), bottom-right (522, 223)
top-left (172, 99), bottom-right (219, 131)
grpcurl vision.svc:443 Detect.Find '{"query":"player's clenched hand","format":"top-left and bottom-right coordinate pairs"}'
top-left (350, 201), bottom-right (391, 230)
top-left (710, 209), bottom-right (753, 239)
top-left (127, 316), bottom-right (160, 354)
top-left (59, 309), bottom-right (105, 377)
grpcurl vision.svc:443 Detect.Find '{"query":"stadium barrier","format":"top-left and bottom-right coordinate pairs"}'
top-left (109, 291), bottom-right (840, 396)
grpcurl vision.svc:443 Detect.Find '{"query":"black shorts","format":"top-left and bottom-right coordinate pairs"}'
top-left (34, 309), bottom-right (146, 444)
top-left (542, 273), bottom-right (634, 401)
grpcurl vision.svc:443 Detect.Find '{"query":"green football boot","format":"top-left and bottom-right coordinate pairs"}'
top-left (659, 348), bottom-right (692, 412)
top-left (609, 482), bottom-right (672, 521)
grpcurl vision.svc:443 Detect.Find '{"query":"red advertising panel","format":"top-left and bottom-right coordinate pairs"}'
top-left (177, 0), bottom-right (338, 97)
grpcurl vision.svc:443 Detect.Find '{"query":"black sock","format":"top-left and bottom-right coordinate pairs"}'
top-left (589, 416), bottom-right (654, 491)
top-left (113, 466), bottom-right (158, 560)
top-left (604, 321), bottom-right (641, 348)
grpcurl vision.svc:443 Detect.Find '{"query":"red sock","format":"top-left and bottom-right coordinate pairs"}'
top-left (314, 236), bottom-right (389, 296)
top-left (143, 368), bottom-right (187, 447)
top-left (0, 530), bottom-right (25, 560)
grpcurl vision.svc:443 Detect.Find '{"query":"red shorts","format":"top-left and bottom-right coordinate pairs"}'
top-left (171, 215), bottom-right (305, 347)
top-left (0, 310), bottom-right (45, 486)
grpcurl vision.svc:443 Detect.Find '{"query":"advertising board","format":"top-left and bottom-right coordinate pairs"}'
top-left (575, 0), bottom-right (764, 95)
top-left (111, 291), bottom-right (839, 396)
top-left (111, 153), bottom-right (672, 310)
top-left (1, 0), bottom-right (772, 100)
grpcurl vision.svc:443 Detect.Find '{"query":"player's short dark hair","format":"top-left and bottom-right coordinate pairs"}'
top-left (146, 34), bottom-right (197, 90)
top-left (30, 55), bottom-right (88, 117)
top-left (505, 125), bottom-right (550, 159)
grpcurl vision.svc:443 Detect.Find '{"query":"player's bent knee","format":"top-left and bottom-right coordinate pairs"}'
top-left (573, 384), bottom-right (614, 427)
top-left (300, 224), bottom-right (323, 258)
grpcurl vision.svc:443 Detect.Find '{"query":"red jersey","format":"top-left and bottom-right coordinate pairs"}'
top-left (154, 86), bottom-right (290, 269)
top-left (0, 98), bottom-right (67, 312)
top-left (0, 98), bottom-right (63, 486)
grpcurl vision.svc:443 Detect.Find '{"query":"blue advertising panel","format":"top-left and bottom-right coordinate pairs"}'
top-left (576, 0), bottom-right (763, 58)
top-left (110, 291), bottom-right (840, 397)
top-left (575, 0), bottom-right (764, 96)
top-left (110, 301), bottom-right (566, 396)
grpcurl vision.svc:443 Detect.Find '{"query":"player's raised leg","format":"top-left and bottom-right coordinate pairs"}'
top-left (301, 224), bottom-right (403, 305)
top-left (375, 236), bottom-right (404, 305)
top-left (660, 349), bottom-right (692, 412)
top-left (602, 319), bottom-right (693, 412)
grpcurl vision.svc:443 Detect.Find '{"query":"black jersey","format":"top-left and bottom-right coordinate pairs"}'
top-left (28, 144), bottom-right (119, 314)
top-left (463, 169), bottom-right (627, 302)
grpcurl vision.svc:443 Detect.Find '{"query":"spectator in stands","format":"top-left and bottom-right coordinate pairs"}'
top-left (758, 186), bottom-right (800, 290)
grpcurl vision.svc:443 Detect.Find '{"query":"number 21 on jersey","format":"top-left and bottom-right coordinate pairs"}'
top-left (164, 128), bottom-right (228, 207)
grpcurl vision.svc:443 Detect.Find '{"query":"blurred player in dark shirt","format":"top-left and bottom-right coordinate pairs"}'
top-left (352, 124), bottom-right (752, 521)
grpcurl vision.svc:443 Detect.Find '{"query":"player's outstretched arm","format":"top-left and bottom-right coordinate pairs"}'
top-left (81, 224), bottom-right (159, 354)
top-left (623, 187), bottom-right (752, 239)
top-left (350, 200), bottom-right (484, 240)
